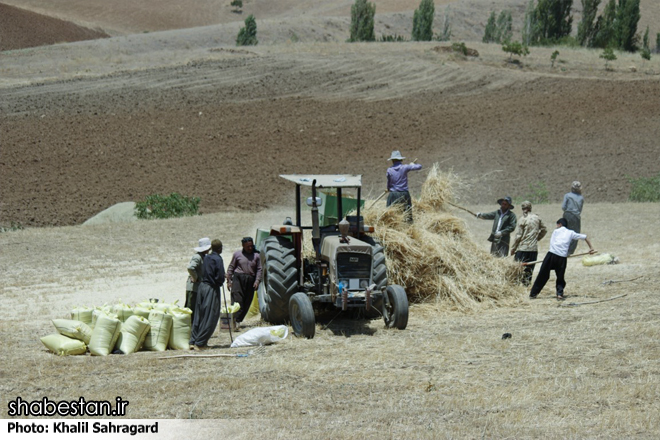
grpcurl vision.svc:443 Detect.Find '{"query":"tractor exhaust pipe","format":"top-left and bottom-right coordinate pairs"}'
top-left (311, 180), bottom-right (320, 259)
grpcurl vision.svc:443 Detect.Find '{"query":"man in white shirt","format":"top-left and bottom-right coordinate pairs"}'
top-left (529, 218), bottom-right (596, 300)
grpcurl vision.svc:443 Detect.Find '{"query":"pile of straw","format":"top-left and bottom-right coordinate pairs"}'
top-left (362, 164), bottom-right (524, 310)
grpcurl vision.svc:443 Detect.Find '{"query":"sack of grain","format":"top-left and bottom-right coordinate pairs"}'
top-left (115, 315), bottom-right (151, 354)
top-left (52, 319), bottom-right (93, 345)
top-left (40, 334), bottom-right (87, 356)
top-left (70, 306), bottom-right (94, 326)
top-left (91, 307), bottom-right (117, 329)
top-left (167, 307), bottom-right (192, 350)
top-left (582, 253), bottom-right (618, 266)
top-left (143, 311), bottom-right (172, 351)
top-left (88, 314), bottom-right (122, 356)
top-left (112, 302), bottom-right (133, 322)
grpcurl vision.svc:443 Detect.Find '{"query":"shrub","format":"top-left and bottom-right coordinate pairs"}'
top-left (230, 0), bottom-right (243, 13)
top-left (551, 50), bottom-right (560, 67)
top-left (236, 14), bottom-right (258, 46)
top-left (412, 0), bottom-right (435, 41)
top-left (379, 34), bottom-right (406, 42)
top-left (600, 46), bottom-right (616, 69)
top-left (502, 40), bottom-right (530, 61)
top-left (349, 0), bottom-right (376, 42)
top-left (0, 221), bottom-right (24, 233)
top-left (451, 42), bottom-right (468, 56)
top-left (628, 173), bottom-right (660, 202)
top-left (135, 193), bottom-right (201, 220)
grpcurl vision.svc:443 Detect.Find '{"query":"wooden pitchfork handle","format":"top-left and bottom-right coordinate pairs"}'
top-left (446, 201), bottom-right (478, 217)
top-left (521, 251), bottom-right (597, 266)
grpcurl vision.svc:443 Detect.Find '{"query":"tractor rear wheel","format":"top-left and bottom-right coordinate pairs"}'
top-left (383, 284), bottom-right (408, 330)
top-left (258, 236), bottom-right (298, 324)
top-left (289, 292), bottom-right (315, 339)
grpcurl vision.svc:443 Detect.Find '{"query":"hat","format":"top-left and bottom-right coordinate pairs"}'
top-left (571, 181), bottom-right (582, 190)
top-left (388, 150), bottom-right (405, 161)
top-left (497, 196), bottom-right (514, 209)
top-left (521, 200), bottom-right (532, 211)
top-left (194, 237), bottom-right (212, 253)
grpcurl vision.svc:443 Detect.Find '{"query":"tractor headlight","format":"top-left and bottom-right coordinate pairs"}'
top-left (360, 279), bottom-right (369, 289)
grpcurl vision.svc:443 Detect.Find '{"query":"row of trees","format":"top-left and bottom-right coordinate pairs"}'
top-left (235, 0), bottom-right (656, 55)
top-left (350, 0), bottom-right (451, 42)
top-left (518, 0), bottom-right (646, 52)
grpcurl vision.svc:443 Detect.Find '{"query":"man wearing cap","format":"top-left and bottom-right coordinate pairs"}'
top-left (386, 150), bottom-right (422, 222)
top-left (226, 237), bottom-right (262, 327)
top-left (562, 181), bottom-right (584, 255)
top-left (529, 218), bottom-right (596, 300)
top-left (510, 201), bottom-right (547, 286)
top-left (476, 197), bottom-right (517, 257)
top-left (185, 237), bottom-right (211, 318)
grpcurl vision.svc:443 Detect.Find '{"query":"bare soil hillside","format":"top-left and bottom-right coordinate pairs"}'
top-left (0, 3), bottom-right (109, 51)
top-left (2, 40), bottom-right (659, 227)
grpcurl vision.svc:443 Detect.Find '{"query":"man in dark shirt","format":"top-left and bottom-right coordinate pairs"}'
top-left (226, 237), bottom-right (262, 326)
top-left (189, 239), bottom-right (225, 350)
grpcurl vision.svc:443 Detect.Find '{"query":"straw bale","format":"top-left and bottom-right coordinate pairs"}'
top-left (362, 164), bottom-right (524, 311)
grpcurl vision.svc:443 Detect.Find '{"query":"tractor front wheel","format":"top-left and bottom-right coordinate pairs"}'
top-left (382, 285), bottom-right (409, 330)
top-left (289, 292), bottom-right (315, 339)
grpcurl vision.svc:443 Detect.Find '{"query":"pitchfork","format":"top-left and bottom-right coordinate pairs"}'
top-left (158, 345), bottom-right (266, 360)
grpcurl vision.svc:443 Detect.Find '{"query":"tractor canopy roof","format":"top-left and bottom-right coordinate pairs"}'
top-left (280, 174), bottom-right (362, 188)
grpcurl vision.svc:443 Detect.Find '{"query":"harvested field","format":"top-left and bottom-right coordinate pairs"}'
top-left (1, 0), bottom-right (660, 438)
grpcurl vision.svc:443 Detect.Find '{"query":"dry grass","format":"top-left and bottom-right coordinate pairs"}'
top-left (363, 165), bottom-right (524, 309)
top-left (1, 202), bottom-right (659, 438)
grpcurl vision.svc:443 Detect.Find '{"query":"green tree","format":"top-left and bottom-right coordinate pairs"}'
top-left (577, 0), bottom-right (601, 46)
top-left (349, 0), bottom-right (376, 42)
top-left (641, 25), bottom-right (650, 50)
top-left (522, 0), bottom-right (537, 46)
top-left (656, 32), bottom-right (660, 54)
top-left (483, 12), bottom-right (497, 43)
top-left (600, 46), bottom-right (617, 69)
top-left (502, 40), bottom-right (530, 61)
top-left (236, 14), bottom-right (258, 46)
top-left (531, 0), bottom-right (573, 45)
top-left (590, 0), bottom-right (616, 48)
top-left (435, 6), bottom-right (452, 41)
top-left (412, 0), bottom-right (435, 41)
top-left (614, 0), bottom-right (640, 52)
top-left (495, 10), bottom-right (513, 43)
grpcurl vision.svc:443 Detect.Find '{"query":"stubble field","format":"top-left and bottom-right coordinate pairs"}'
top-left (1, 0), bottom-right (660, 438)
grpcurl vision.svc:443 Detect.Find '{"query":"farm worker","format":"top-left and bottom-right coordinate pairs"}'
top-left (386, 150), bottom-right (422, 222)
top-left (562, 181), bottom-right (584, 255)
top-left (226, 237), bottom-right (262, 328)
top-left (510, 201), bottom-right (547, 286)
top-left (189, 239), bottom-right (225, 350)
top-left (476, 196), bottom-right (517, 257)
top-left (185, 237), bottom-right (211, 318)
top-left (529, 218), bottom-right (596, 301)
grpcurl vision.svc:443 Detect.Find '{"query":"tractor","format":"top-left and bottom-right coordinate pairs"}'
top-left (254, 174), bottom-right (409, 338)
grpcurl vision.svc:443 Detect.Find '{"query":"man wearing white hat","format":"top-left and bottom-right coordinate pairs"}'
top-left (562, 181), bottom-right (584, 255)
top-left (185, 237), bottom-right (211, 318)
top-left (386, 150), bottom-right (422, 222)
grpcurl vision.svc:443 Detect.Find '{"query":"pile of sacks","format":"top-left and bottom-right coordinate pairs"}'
top-left (40, 300), bottom-right (193, 356)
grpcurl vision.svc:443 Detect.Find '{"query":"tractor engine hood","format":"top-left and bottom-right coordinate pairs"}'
top-left (320, 236), bottom-right (373, 291)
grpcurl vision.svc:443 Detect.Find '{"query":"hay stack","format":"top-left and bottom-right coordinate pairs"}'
top-left (362, 164), bottom-right (524, 310)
